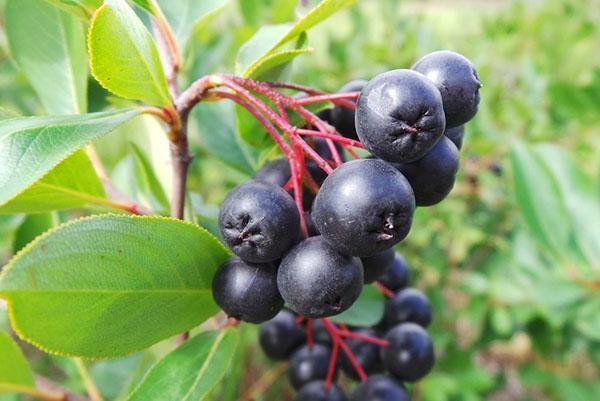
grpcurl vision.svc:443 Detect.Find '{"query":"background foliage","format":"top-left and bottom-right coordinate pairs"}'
top-left (0, 0), bottom-right (598, 400)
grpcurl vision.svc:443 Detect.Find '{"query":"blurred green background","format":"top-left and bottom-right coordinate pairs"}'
top-left (1, 0), bottom-right (598, 400)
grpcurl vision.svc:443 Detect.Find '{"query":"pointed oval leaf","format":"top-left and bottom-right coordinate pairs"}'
top-left (0, 332), bottom-right (35, 395)
top-left (13, 213), bottom-right (56, 253)
top-left (0, 109), bottom-right (139, 210)
top-left (0, 215), bottom-right (230, 358)
top-left (89, 0), bottom-right (171, 107)
top-left (6, 0), bottom-right (88, 115)
top-left (127, 329), bottom-right (239, 401)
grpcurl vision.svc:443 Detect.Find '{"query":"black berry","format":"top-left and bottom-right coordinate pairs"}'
top-left (350, 374), bottom-right (410, 401)
top-left (361, 248), bottom-right (396, 283)
top-left (296, 381), bottom-right (347, 401)
top-left (289, 344), bottom-right (336, 390)
top-left (378, 253), bottom-right (410, 291)
top-left (444, 125), bottom-right (464, 150)
top-left (412, 50), bottom-right (481, 128)
top-left (219, 180), bottom-right (300, 263)
top-left (212, 257), bottom-right (283, 324)
top-left (396, 136), bottom-right (460, 207)
top-left (255, 158), bottom-right (291, 187)
top-left (259, 310), bottom-right (306, 360)
top-left (382, 323), bottom-right (435, 382)
top-left (340, 329), bottom-right (384, 380)
top-left (355, 69), bottom-right (446, 163)
top-left (385, 288), bottom-right (432, 328)
top-left (312, 159), bottom-right (415, 257)
top-left (278, 236), bottom-right (363, 318)
top-left (330, 80), bottom-right (367, 140)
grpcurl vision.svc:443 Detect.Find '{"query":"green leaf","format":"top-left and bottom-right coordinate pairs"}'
top-left (6, 0), bottom-right (88, 115)
top-left (330, 284), bottom-right (384, 327)
top-left (88, 0), bottom-right (171, 107)
top-left (0, 110), bottom-right (139, 211)
top-left (0, 150), bottom-right (106, 215)
top-left (0, 332), bottom-right (35, 395)
top-left (43, 0), bottom-right (103, 19)
top-left (13, 213), bottom-right (56, 253)
top-left (236, 0), bottom-right (357, 77)
top-left (158, 0), bottom-right (230, 54)
top-left (127, 329), bottom-right (239, 401)
top-left (0, 215), bottom-right (230, 358)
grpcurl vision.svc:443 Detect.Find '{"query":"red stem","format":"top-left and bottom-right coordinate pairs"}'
top-left (374, 281), bottom-right (395, 298)
top-left (296, 128), bottom-right (365, 148)
top-left (324, 338), bottom-right (340, 390)
top-left (339, 330), bottom-right (390, 347)
top-left (293, 92), bottom-right (359, 108)
top-left (320, 318), bottom-right (368, 382)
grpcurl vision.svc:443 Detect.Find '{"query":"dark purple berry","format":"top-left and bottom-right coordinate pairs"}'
top-left (384, 288), bottom-right (432, 328)
top-left (296, 381), bottom-right (347, 401)
top-left (378, 253), bottom-right (410, 292)
top-left (444, 125), bottom-right (465, 149)
top-left (340, 329), bottom-right (384, 380)
top-left (289, 344), bottom-right (336, 390)
top-left (330, 80), bottom-right (367, 140)
top-left (350, 374), bottom-right (410, 401)
top-left (361, 248), bottom-right (396, 283)
top-left (259, 310), bottom-right (306, 360)
top-left (382, 323), bottom-right (435, 382)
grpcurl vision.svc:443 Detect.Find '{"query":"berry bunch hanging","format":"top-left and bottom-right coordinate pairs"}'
top-left (211, 50), bottom-right (481, 400)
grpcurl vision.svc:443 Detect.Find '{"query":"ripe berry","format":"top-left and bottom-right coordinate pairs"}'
top-left (445, 125), bottom-right (464, 150)
top-left (382, 323), bottom-right (435, 382)
top-left (278, 236), bottom-right (363, 318)
top-left (350, 374), bottom-right (410, 401)
top-left (259, 310), bottom-right (306, 360)
top-left (312, 159), bottom-right (415, 257)
top-left (396, 136), bottom-right (460, 207)
top-left (384, 288), bottom-right (432, 328)
top-left (296, 381), bottom-right (347, 401)
top-left (355, 69), bottom-right (446, 163)
top-left (255, 158), bottom-right (291, 187)
top-left (361, 248), bottom-right (396, 283)
top-left (219, 180), bottom-right (300, 263)
top-left (212, 257), bottom-right (283, 324)
top-left (412, 50), bottom-right (481, 128)
top-left (330, 80), bottom-right (367, 140)
top-left (378, 253), bottom-right (410, 291)
top-left (289, 344), bottom-right (336, 390)
top-left (311, 319), bottom-right (333, 346)
top-left (340, 329), bottom-right (384, 380)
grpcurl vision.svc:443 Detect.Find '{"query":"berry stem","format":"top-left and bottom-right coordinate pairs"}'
top-left (374, 281), bottom-right (395, 298)
top-left (320, 318), bottom-right (368, 382)
top-left (296, 128), bottom-right (365, 148)
top-left (293, 92), bottom-right (359, 108)
top-left (324, 338), bottom-right (340, 390)
top-left (338, 330), bottom-right (390, 347)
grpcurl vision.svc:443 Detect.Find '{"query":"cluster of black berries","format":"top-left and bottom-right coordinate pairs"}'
top-left (259, 253), bottom-right (436, 401)
top-left (212, 50), bottom-right (480, 399)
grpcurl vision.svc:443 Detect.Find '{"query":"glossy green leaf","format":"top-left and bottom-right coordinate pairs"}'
top-left (158, 0), bottom-right (229, 53)
top-left (0, 110), bottom-right (139, 211)
top-left (0, 150), bottom-right (106, 215)
top-left (0, 332), bottom-right (35, 395)
top-left (236, 0), bottom-right (357, 77)
top-left (330, 284), bottom-right (385, 327)
top-left (6, 0), bottom-right (88, 115)
top-left (127, 329), bottom-right (239, 401)
top-left (13, 213), bottom-right (55, 253)
top-left (89, 0), bottom-right (171, 107)
top-left (43, 0), bottom-right (103, 18)
top-left (0, 215), bottom-right (230, 358)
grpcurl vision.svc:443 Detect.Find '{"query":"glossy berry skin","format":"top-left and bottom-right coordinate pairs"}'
top-left (330, 80), bottom-right (367, 140)
top-left (445, 125), bottom-right (465, 149)
top-left (361, 248), bottom-right (396, 283)
top-left (382, 323), bottom-right (435, 382)
top-left (212, 257), bottom-right (283, 324)
top-left (219, 180), bottom-right (300, 263)
top-left (296, 381), bottom-right (347, 401)
top-left (340, 329), bottom-right (384, 380)
top-left (289, 344), bottom-right (336, 390)
top-left (355, 69), bottom-right (446, 163)
top-left (378, 253), bottom-right (410, 291)
top-left (350, 375), bottom-right (410, 401)
top-left (278, 236), bottom-right (363, 318)
top-left (255, 158), bottom-right (291, 187)
top-left (397, 136), bottom-right (460, 207)
top-left (385, 288), bottom-right (432, 328)
top-left (259, 310), bottom-right (306, 360)
top-left (313, 159), bottom-right (416, 257)
top-left (412, 50), bottom-right (481, 128)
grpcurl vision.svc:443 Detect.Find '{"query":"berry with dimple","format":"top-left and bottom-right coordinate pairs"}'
top-left (355, 69), bottom-right (446, 163)
top-left (361, 248), bottom-right (396, 283)
top-left (259, 310), bottom-right (306, 360)
top-left (330, 80), bottom-right (367, 140)
top-left (385, 287), bottom-right (432, 328)
top-left (340, 328), bottom-right (384, 380)
top-left (278, 236), bottom-right (363, 318)
top-left (378, 253), bottom-right (410, 291)
top-left (219, 180), bottom-right (300, 263)
top-left (296, 381), bottom-right (347, 401)
top-left (289, 344), bottom-right (336, 390)
top-left (382, 322), bottom-right (435, 382)
top-left (396, 136), bottom-right (460, 207)
top-left (350, 374), bottom-right (410, 401)
top-left (313, 159), bottom-right (415, 257)
top-left (444, 125), bottom-right (465, 149)
top-left (212, 257), bottom-right (283, 324)
top-left (412, 50), bottom-right (481, 128)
